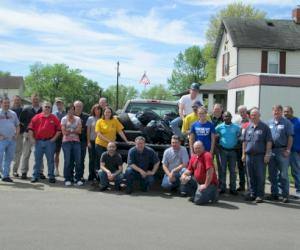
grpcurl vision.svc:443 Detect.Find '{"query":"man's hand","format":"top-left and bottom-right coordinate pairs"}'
top-left (107, 170), bottom-right (113, 181)
top-left (241, 154), bottom-right (246, 162)
top-left (168, 171), bottom-right (176, 183)
top-left (30, 137), bottom-right (36, 145)
top-left (264, 154), bottom-right (271, 164)
top-left (180, 174), bottom-right (191, 185)
top-left (140, 170), bottom-right (147, 178)
top-left (199, 184), bottom-right (207, 192)
top-left (283, 150), bottom-right (290, 158)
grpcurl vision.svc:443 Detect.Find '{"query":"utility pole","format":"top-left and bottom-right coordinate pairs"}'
top-left (116, 61), bottom-right (120, 110)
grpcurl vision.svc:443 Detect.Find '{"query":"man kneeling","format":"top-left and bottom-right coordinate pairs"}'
top-left (98, 142), bottom-right (123, 191)
top-left (180, 141), bottom-right (219, 205)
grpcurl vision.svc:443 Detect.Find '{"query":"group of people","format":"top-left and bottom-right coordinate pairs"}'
top-left (0, 83), bottom-right (299, 205)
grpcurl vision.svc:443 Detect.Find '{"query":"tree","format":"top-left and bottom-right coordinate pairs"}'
top-left (140, 84), bottom-right (176, 100)
top-left (203, 2), bottom-right (266, 83)
top-left (25, 62), bottom-right (102, 112)
top-left (168, 45), bottom-right (206, 93)
top-left (103, 84), bottom-right (138, 110)
top-left (0, 71), bottom-right (11, 77)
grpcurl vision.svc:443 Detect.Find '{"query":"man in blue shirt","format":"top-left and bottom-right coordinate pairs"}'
top-left (215, 111), bottom-right (240, 194)
top-left (125, 136), bottom-right (160, 194)
top-left (189, 106), bottom-right (215, 155)
top-left (284, 106), bottom-right (300, 198)
top-left (268, 105), bottom-right (293, 203)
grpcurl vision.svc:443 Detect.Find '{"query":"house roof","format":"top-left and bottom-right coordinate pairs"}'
top-left (0, 76), bottom-right (24, 89)
top-left (213, 17), bottom-right (300, 58)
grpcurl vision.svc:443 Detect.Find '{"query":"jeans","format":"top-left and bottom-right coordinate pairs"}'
top-left (62, 141), bottom-right (81, 182)
top-left (95, 144), bottom-right (106, 162)
top-left (269, 148), bottom-right (290, 197)
top-left (125, 167), bottom-right (155, 192)
top-left (70, 141), bottom-right (87, 180)
top-left (246, 154), bottom-right (266, 198)
top-left (12, 133), bottom-right (24, 173)
top-left (32, 140), bottom-right (56, 179)
top-left (98, 170), bottom-right (123, 189)
top-left (161, 168), bottom-right (186, 191)
top-left (219, 148), bottom-right (237, 191)
top-left (88, 140), bottom-right (99, 180)
top-left (289, 152), bottom-right (300, 192)
top-left (236, 147), bottom-right (246, 189)
top-left (170, 117), bottom-right (183, 138)
top-left (180, 177), bottom-right (218, 205)
top-left (0, 139), bottom-right (16, 178)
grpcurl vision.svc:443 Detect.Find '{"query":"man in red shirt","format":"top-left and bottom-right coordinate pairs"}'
top-left (180, 141), bottom-right (219, 205)
top-left (28, 101), bottom-right (61, 183)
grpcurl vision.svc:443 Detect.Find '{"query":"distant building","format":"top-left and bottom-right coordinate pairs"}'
top-left (0, 76), bottom-right (25, 99)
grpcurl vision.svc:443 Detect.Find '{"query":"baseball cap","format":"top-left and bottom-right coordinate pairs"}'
top-left (190, 82), bottom-right (200, 91)
top-left (192, 100), bottom-right (202, 108)
top-left (55, 97), bottom-right (64, 103)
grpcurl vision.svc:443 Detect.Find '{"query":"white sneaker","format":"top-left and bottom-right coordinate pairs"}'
top-left (65, 181), bottom-right (72, 186)
top-left (54, 168), bottom-right (59, 177)
top-left (76, 180), bottom-right (84, 186)
top-left (295, 191), bottom-right (300, 199)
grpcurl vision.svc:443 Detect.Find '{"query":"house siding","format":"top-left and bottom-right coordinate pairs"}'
top-left (238, 49), bottom-right (263, 74)
top-left (286, 51), bottom-right (300, 75)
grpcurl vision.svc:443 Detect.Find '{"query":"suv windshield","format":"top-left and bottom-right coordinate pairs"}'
top-left (126, 102), bottom-right (178, 117)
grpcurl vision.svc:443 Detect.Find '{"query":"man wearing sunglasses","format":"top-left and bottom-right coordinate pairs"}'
top-left (28, 101), bottom-right (61, 183)
top-left (0, 96), bottom-right (20, 182)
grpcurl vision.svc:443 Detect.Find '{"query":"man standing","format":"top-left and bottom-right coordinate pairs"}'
top-left (0, 97), bottom-right (20, 182)
top-left (125, 136), bottom-right (160, 194)
top-left (11, 95), bottom-right (23, 177)
top-left (28, 101), bottom-right (61, 183)
top-left (19, 94), bottom-right (44, 179)
top-left (242, 109), bottom-right (272, 203)
top-left (189, 106), bottom-right (215, 155)
top-left (98, 142), bottom-right (123, 191)
top-left (181, 100), bottom-right (203, 136)
top-left (180, 141), bottom-right (219, 205)
top-left (161, 135), bottom-right (189, 192)
top-left (268, 105), bottom-right (293, 203)
top-left (52, 97), bottom-right (66, 176)
top-left (215, 112), bottom-right (240, 195)
top-left (283, 106), bottom-right (300, 198)
top-left (73, 100), bottom-right (89, 182)
top-left (170, 83), bottom-right (203, 140)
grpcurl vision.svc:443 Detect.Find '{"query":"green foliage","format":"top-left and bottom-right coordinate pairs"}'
top-left (206, 2), bottom-right (267, 45)
top-left (140, 84), bottom-right (176, 100)
top-left (103, 84), bottom-right (138, 110)
top-left (0, 71), bottom-right (11, 77)
top-left (202, 44), bottom-right (216, 84)
top-left (24, 62), bottom-right (102, 112)
top-left (168, 45), bottom-right (206, 93)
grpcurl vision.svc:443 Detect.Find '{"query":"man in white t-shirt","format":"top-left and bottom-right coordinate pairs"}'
top-left (170, 83), bottom-right (203, 140)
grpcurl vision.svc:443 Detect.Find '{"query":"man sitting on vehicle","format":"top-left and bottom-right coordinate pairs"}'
top-left (125, 136), bottom-right (160, 194)
top-left (161, 135), bottom-right (189, 192)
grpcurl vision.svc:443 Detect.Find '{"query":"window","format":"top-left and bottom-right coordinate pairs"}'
top-left (222, 52), bottom-right (230, 76)
top-left (268, 51), bottom-right (279, 73)
top-left (235, 90), bottom-right (244, 113)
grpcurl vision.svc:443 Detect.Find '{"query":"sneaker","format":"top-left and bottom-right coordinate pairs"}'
top-left (282, 197), bottom-right (289, 203)
top-left (39, 173), bottom-right (46, 180)
top-left (245, 194), bottom-right (256, 201)
top-left (255, 197), bottom-right (263, 203)
top-left (54, 168), bottom-right (59, 177)
top-left (21, 173), bottom-right (27, 180)
top-left (49, 178), bottom-right (56, 184)
top-left (65, 181), bottom-right (72, 186)
top-left (295, 191), bottom-right (300, 199)
top-left (76, 180), bottom-right (84, 186)
top-left (31, 178), bottom-right (38, 183)
top-left (13, 172), bottom-right (19, 178)
top-left (2, 177), bottom-right (13, 182)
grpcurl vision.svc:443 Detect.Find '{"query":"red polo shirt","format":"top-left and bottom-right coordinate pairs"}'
top-left (187, 151), bottom-right (218, 186)
top-left (28, 113), bottom-right (61, 140)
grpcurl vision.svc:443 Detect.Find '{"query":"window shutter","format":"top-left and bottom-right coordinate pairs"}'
top-left (280, 51), bottom-right (286, 74)
top-left (261, 51), bottom-right (268, 73)
top-left (222, 54), bottom-right (225, 76)
top-left (227, 52), bottom-right (230, 75)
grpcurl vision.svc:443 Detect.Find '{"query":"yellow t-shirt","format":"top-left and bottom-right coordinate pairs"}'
top-left (181, 113), bottom-right (211, 134)
top-left (95, 118), bottom-right (124, 148)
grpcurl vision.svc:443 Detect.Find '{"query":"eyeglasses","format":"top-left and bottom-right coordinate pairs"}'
top-left (44, 106), bottom-right (51, 109)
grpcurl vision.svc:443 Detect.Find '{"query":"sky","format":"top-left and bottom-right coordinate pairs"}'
top-left (0, 0), bottom-right (299, 92)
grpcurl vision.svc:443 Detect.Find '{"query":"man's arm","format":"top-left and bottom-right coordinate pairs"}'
top-left (210, 132), bottom-right (215, 154)
top-left (189, 133), bottom-right (195, 155)
top-left (199, 168), bottom-right (214, 191)
top-left (179, 103), bottom-right (185, 120)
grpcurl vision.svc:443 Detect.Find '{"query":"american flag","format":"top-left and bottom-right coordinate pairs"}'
top-left (139, 72), bottom-right (150, 85)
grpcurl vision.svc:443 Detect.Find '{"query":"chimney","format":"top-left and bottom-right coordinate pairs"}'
top-left (292, 6), bottom-right (300, 24)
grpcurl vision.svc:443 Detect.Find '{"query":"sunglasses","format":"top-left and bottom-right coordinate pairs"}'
top-left (44, 106), bottom-right (51, 109)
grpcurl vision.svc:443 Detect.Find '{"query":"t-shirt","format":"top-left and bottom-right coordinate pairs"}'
top-left (128, 146), bottom-right (159, 171)
top-left (162, 146), bottom-right (189, 171)
top-left (95, 118), bottom-right (124, 148)
top-left (86, 116), bottom-right (99, 141)
top-left (187, 152), bottom-right (218, 186)
top-left (0, 109), bottom-right (20, 139)
top-left (179, 94), bottom-right (203, 116)
top-left (190, 121), bottom-right (215, 151)
top-left (182, 112), bottom-right (211, 134)
top-left (53, 110), bottom-right (67, 121)
top-left (215, 122), bottom-right (240, 149)
top-left (100, 151), bottom-right (123, 173)
top-left (61, 115), bottom-right (81, 142)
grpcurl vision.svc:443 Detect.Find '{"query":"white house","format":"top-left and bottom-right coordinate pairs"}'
top-left (0, 76), bottom-right (25, 99)
top-left (213, 6), bottom-right (300, 120)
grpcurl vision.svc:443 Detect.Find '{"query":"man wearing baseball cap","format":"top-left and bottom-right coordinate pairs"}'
top-left (170, 83), bottom-right (203, 140)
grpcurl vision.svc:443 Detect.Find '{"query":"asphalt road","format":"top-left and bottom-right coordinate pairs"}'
top-left (0, 154), bottom-right (300, 250)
